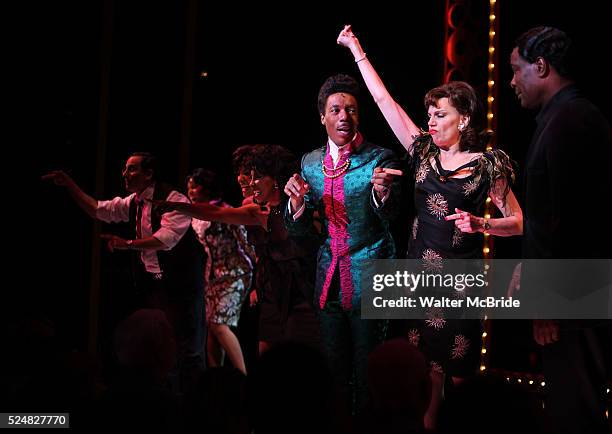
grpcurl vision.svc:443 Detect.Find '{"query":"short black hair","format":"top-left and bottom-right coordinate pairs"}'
top-left (130, 152), bottom-right (158, 180)
top-left (317, 74), bottom-right (361, 114)
top-left (187, 168), bottom-right (222, 199)
top-left (515, 26), bottom-right (574, 78)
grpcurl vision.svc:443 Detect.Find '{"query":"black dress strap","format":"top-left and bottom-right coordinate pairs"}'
top-left (433, 154), bottom-right (478, 182)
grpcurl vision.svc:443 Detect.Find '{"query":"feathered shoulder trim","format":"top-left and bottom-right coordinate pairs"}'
top-left (472, 149), bottom-right (516, 203)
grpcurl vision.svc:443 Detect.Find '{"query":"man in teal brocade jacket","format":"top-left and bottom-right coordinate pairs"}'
top-left (284, 74), bottom-right (402, 416)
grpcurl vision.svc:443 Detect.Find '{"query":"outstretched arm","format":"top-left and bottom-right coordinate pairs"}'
top-left (445, 180), bottom-right (523, 237)
top-left (101, 233), bottom-right (167, 251)
top-left (153, 200), bottom-right (268, 228)
top-left (42, 170), bottom-right (98, 218)
top-left (337, 25), bottom-right (421, 154)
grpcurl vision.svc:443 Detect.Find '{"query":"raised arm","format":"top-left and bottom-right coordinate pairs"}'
top-left (337, 25), bottom-right (421, 154)
top-left (153, 200), bottom-right (268, 228)
top-left (42, 170), bottom-right (98, 218)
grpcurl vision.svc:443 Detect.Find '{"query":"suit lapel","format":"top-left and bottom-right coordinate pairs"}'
top-left (347, 139), bottom-right (373, 172)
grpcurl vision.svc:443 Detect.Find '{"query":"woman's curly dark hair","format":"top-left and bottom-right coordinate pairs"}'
top-left (232, 144), bottom-right (299, 187)
top-left (424, 81), bottom-right (490, 152)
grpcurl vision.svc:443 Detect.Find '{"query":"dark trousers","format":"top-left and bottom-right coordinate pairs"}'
top-left (318, 265), bottom-right (387, 416)
top-left (541, 321), bottom-right (611, 434)
top-left (135, 270), bottom-right (206, 395)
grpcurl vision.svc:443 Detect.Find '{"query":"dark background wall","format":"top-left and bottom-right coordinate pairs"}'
top-left (12, 0), bottom-right (610, 371)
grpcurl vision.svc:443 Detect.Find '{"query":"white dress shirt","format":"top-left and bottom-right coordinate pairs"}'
top-left (96, 184), bottom-right (192, 273)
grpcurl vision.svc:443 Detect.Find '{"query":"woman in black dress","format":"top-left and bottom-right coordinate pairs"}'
top-left (338, 25), bottom-right (523, 429)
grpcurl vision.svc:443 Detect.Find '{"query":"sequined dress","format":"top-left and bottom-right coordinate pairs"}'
top-left (191, 200), bottom-right (254, 327)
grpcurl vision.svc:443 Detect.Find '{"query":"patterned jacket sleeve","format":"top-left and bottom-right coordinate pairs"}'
top-left (370, 147), bottom-right (402, 221)
top-left (284, 152), bottom-right (316, 236)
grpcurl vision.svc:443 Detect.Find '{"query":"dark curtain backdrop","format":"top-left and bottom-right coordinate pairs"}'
top-left (12, 1), bottom-right (610, 373)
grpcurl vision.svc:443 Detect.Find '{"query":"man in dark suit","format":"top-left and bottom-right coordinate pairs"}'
top-left (510, 26), bottom-right (611, 434)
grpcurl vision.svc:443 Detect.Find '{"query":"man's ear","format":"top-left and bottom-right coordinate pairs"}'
top-left (320, 113), bottom-right (325, 125)
top-left (535, 57), bottom-right (550, 78)
top-left (144, 169), bottom-right (154, 181)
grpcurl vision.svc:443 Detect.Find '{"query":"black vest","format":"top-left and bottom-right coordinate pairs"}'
top-left (129, 182), bottom-right (204, 298)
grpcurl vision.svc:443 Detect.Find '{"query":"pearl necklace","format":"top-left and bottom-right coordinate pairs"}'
top-left (321, 158), bottom-right (351, 178)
